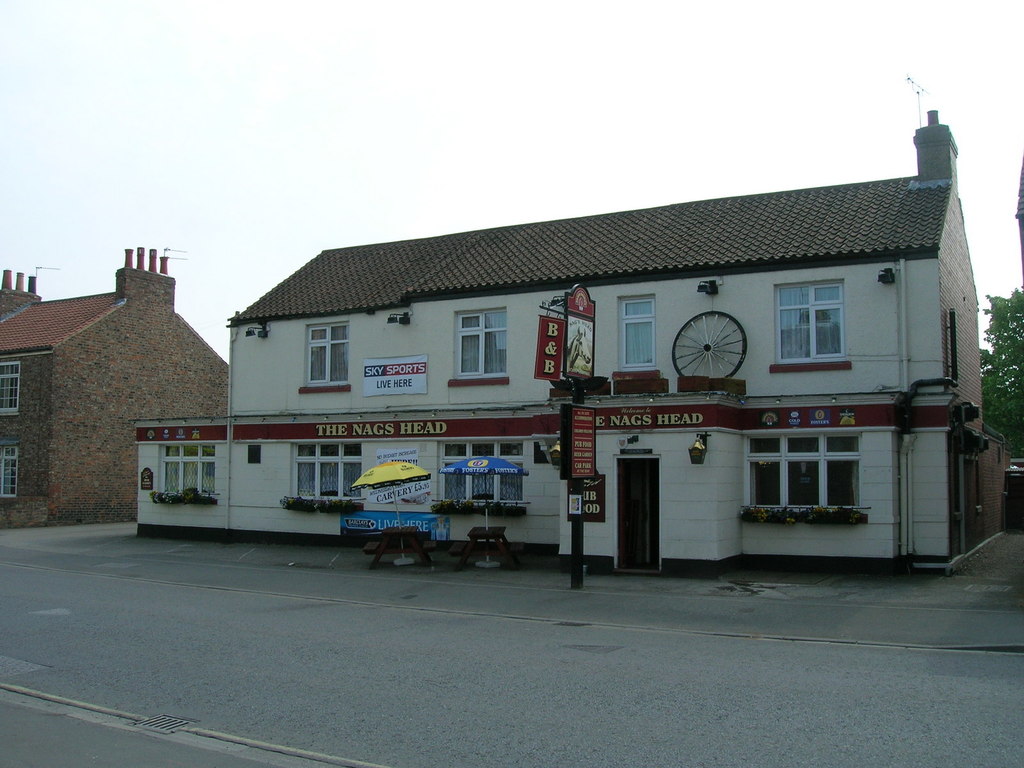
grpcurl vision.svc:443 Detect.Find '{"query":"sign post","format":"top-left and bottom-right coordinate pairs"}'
top-left (555, 284), bottom-right (603, 589)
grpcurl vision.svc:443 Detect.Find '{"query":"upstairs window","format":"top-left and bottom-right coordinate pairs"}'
top-left (296, 443), bottom-right (363, 497)
top-left (620, 297), bottom-right (655, 369)
top-left (777, 283), bottom-right (844, 361)
top-left (457, 310), bottom-right (507, 377)
top-left (308, 324), bottom-right (349, 384)
top-left (163, 444), bottom-right (216, 494)
top-left (0, 362), bottom-right (20, 411)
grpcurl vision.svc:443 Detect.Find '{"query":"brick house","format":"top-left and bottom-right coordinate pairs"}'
top-left (0, 249), bottom-right (228, 527)
top-left (139, 112), bottom-right (1006, 574)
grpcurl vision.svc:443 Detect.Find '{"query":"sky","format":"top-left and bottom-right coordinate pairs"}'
top-left (1, 0), bottom-right (1022, 362)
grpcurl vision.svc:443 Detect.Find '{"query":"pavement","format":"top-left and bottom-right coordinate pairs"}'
top-left (1, 523), bottom-right (1022, 767)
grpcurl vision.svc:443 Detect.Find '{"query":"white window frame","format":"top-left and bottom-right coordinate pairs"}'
top-left (619, 296), bottom-right (655, 370)
top-left (776, 282), bottom-right (845, 362)
top-left (0, 361), bottom-right (20, 412)
top-left (747, 434), bottom-right (859, 507)
top-left (307, 324), bottom-right (349, 385)
top-left (456, 309), bottom-right (507, 378)
top-left (0, 445), bottom-right (16, 496)
top-left (162, 444), bottom-right (217, 494)
top-left (441, 442), bottom-right (524, 502)
top-left (295, 443), bottom-right (363, 498)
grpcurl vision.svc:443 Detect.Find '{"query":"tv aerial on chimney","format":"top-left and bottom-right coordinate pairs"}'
top-left (905, 75), bottom-right (930, 127)
top-left (163, 248), bottom-right (188, 260)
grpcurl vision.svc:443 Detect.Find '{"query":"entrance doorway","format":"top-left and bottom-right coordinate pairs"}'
top-left (617, 458), bottom-right (660, 571)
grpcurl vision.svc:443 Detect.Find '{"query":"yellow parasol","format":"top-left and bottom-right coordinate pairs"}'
top-left (350, 461), bottom-right (432, 566)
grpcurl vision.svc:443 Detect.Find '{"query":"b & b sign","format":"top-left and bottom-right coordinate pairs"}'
top-left (533, 316), bottom-right (565, 382)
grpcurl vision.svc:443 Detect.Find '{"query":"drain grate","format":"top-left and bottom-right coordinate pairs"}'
top-left (134, 714), bottom-right (192, 733)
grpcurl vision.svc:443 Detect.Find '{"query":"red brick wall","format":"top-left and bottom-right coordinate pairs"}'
top-left (0, 354), bottom-right (53, 527)
top-left (937, 196), bottom-right (983, 407)
top-left (969, 437), bottom-right (1009, 549)
top-left (13, 266), bottom-right (228, 526)
top-left (0, 288), bottom-right (39, 317)
top-left (937, 188), bottom-right (1006, 548)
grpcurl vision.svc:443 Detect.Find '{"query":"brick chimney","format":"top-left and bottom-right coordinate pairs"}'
top-left (914, 110), bottom-right (958, 184)
top-left (0, 269), bottom-right (42, 316)
top-left (115, 247), bottom-right (176, 317)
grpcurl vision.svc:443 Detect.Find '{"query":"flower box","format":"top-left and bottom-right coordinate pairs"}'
top-left (280, 497), bottom-right (364, 514)
top-left (430, 499), bottom-right (527, 517)
top-left (150, 488), bottom-right (218, 505)
top-left (740, 506), bottom-right (868, 525)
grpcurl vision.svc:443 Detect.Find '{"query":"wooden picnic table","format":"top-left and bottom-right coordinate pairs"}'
top-left (362, 526), bottom-right (436, 568)
top-left (450, 526), bottom-right (522, 570)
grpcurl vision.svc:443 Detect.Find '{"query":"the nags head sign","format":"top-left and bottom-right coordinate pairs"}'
top-left (363, 355), bottom-right (428, 397)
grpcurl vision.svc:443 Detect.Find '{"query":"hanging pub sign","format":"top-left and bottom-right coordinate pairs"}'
top-left (565, 474), bottom-right (606, 523)
top-left (534, 315), bottom-right (566, 381)
top-left (564, 285), bottom-right (596, 380)
top-left (560, 403), bottom-right (597, 479)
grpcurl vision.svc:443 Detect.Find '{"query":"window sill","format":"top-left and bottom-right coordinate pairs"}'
top-left (611, 369), bottom-right (662, 380)
top-left (298, 385), bottom-right (351, 394)
top-left (447, 377), bottom-right (509, 387)
top-left (769, 361), bottom-right (852, 374)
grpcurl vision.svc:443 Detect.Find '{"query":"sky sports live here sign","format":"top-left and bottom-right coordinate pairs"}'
top-left (363, 355), bottom-right (428, 396)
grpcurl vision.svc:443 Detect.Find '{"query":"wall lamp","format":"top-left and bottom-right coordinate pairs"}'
top-left (387, 312), bottom-right (411, 325)
top-left (697, 280), bottom-right (719, 295)
top-left (244, 322), bottom-right (269, 338)
top-left (547, 440), bottom-right (562, 470)
top-left (688, 433), bottom-right (710, 465)
top-left (877, 268), bottom-right (896, 284)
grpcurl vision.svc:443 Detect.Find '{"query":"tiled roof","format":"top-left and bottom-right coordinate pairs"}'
top-left (234, 176), bottom-right (950, 323)
top-left (0, 293), bottom-right (120, 353)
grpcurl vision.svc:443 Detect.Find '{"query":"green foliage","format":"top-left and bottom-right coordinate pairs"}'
top-left (981, 291), bottom-right (1024, 454)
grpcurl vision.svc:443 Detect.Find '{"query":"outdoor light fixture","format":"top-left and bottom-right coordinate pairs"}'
top-left (877, 268), bottom-right (896, 284)
top-left (548, 440), bottom-right (562, 470)
top-left (688, 433), bottom-right (709, 465)
top-left (387, 312), bottom-right (411, 325)
top-left (697, 280), bottom-right (719, 295)
top-left (244, 323), bottom-right (269, 338)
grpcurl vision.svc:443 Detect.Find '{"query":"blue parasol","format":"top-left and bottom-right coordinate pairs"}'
top-left (439, 457), bottom-right (528, 567)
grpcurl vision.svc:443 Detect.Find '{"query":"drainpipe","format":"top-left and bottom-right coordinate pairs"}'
top-left (898, 433), bottom-right (916, 558)
top-left (897, 259), bottom-right (909, 390)
top-left (224, 327), bottom-right (236, 538)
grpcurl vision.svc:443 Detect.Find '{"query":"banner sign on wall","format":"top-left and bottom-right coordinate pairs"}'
top-left (341, 511), bottom-right (450, 540)
top-left (363, 355), bottom-right (428, 397)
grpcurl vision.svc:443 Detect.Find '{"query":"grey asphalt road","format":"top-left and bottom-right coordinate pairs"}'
top-left (1, 524), bottom-right (1022, 768)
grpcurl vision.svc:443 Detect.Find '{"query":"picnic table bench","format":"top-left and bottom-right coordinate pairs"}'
top-left (449, 526), bottom-right (522, 570)
top-left (362, 526), bottom-right (436, 568)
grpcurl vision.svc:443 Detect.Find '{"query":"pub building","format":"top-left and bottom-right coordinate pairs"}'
top-left (137, 113), bottom-right (1007, 575)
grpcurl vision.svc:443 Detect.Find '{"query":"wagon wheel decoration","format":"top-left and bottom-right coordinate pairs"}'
top-left (672, 311), bottom-right (747, 378)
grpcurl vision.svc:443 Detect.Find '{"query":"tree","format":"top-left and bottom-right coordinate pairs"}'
top-left (981, 290), bottom-right (1024, 454)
